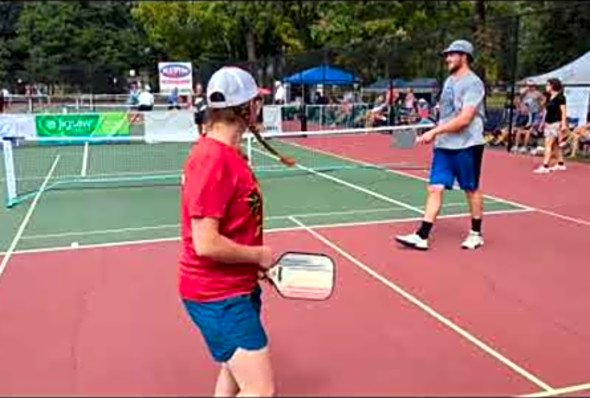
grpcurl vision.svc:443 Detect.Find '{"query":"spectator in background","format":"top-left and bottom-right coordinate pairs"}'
top-left (274, 81), bottom-right (286, 105)
top-left (522, 80), bottom-right (545, 126)
top-left (365, 94), bottom-right (387, 127)
top-left (522, 80), bottom-right (545, 149)
top-left (400, 89), bottom-right (418, 124)
top-left (168, 87), bottom-right (181, 110)
top-left (127, 83), bottom-right (139, 106)
top-left (137, 84), bottom-right (154, 111)
top-left (404, 89), bottom-right (417, 113)
top-left (507, 96), bottom-right (533, 151)
top-left (385, 86), bottom-right (400, 125)
top-left (416, 98), bottom-right (432, 124)
top-left (193, 83), bottom-right (207, 135)
top-left (562, 121), bottom-right (590, 158)
top-left (534, 78), bottom-right (567, 173)
top-left (314, 90), bottom-right (327, 105)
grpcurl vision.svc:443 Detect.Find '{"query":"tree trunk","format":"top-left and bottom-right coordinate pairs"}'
top-left (473, 0), bottom-right (487, 81)
top-left (245, 24), bottom-right (257, 63)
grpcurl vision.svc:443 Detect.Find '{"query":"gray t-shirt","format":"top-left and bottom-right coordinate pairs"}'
top-left (523, 90), bottom-right (544, 114)
top-left (435, 70), bottom-right (486, 149)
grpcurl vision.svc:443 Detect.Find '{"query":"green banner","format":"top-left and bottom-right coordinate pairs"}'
top-left (35, 112), bottom-right (130, 137)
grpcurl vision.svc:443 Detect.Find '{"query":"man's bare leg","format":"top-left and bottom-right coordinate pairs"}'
top-left (462, 189), bottom-right (484, 249)
top-left (395, 185), bottom-right (444, 250)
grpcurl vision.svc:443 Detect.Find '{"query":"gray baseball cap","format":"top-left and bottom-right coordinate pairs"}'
top-left (442, 40), bottom-right (474, 58)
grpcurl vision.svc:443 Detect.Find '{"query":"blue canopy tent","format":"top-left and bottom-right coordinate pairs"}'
top-left (282, 64), bottom-right (360, 85)
top-left (281, 64), bottom-right (360, 131)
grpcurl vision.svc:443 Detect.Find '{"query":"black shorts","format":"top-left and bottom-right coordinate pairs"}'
top-left (138, 104), bottom-right (153, 111)
top-left (194, 111), bottom-right (205, 125)
top-left (514, 115), bottom-right (528, 128)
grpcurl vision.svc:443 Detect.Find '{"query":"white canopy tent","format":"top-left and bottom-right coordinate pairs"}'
top-left (522, 50), bottom-right (590, 125)
top-left (523, 50), bottom-right (590, 85)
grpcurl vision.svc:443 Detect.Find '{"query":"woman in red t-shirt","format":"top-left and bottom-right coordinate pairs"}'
top-left (180, 67), bottom-right (275, 396)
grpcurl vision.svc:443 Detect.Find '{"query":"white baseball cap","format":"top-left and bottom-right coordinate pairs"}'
top-left (207, 66), bottom-right (259, 109)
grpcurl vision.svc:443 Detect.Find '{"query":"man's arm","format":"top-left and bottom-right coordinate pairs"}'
top-left (426, 105), bottom-right (478, 136)
top-left (192, 217), bottom-right (272, 268)
top-left (417, 105), bottom-right (479, 144)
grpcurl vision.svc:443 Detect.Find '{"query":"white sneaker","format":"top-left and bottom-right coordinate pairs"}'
top-left (510, 146), bottom-right (519, 153)
top-left (519, 146), bottom-right (528, 154)
top-left (395, 233), bottom-right (428, 250)
top-left (533, 166), bottom-right (551, 174)
top-left (461, 231), bottom-right (484, 250)
top-left (550, 164), bottom-right (567, 171)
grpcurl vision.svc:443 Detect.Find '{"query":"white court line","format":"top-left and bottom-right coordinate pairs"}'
top-left (286, 140), bottom-right (536, 212)
top-left (286, 140), bottom-right (590, 227)
top-left (0, 155), bottom-right (60, 281)
top-left (519, 381), bottom-right (590, 397)
top-left (252, 147), bottom-right (424, 214)
top-left (18, 203), bottom-right (478, 242)
top-left (288, 215), bottom-right (554, 392)
top-left (2, 208), bottom-right (533, 258)
top-left (21, 223), bottom-right (181, 240)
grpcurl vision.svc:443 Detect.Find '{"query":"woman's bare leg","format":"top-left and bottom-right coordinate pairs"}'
top-left (226, 347), bottom-right (275, 397)
top-left (215, 365), bottom-right (240, 397)
top-left (543, 136), bottom-right (555, 166)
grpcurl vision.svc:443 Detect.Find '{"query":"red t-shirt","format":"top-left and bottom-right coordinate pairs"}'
top-left (179, 136), bottom-right (263, 302)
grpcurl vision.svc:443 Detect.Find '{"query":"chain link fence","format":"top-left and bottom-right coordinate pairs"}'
top-left (2, 2), bottom-right (589, 154)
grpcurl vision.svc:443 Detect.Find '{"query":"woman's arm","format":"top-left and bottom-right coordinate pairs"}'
top-left (192, 217), bottom-right (272, 268)
top-left (560, 104), bottom-right (567, 132)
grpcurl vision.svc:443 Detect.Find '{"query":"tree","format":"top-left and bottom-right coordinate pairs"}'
top-left (0, 1), bottom-right (24, 87)
top-left (14, 1), bottom-right (150, 93)
top-left (517, 1), bottom-right (590, 79)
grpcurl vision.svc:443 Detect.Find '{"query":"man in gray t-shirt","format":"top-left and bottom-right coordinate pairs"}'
top-left (435, 70), bottom-right (486, 149)
top-left (396, 39), bottom-right (486, 251)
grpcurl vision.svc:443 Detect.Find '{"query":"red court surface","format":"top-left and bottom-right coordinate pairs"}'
top-left (1, 134), bottom-right (590, 396)
top-left (0, 230), bottom-right (551, 396)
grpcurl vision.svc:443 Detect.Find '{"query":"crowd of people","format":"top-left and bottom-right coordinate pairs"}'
top-left (485, 79), bottom-right (590, 169)
top-left (122, 71), bottom-right (590, 172)
top-left (363, 88), bottom-right (435, 128)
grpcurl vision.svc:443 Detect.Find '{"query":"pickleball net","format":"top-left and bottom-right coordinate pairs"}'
top-left (1, 124), bottom-right (432, 208)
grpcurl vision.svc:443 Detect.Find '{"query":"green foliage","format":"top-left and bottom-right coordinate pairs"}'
top-left (10, 1), bottom-right (149, 92)
top-left (1, 0), bottom-right (589, 93)
top-left (517, 1), bottom-right (590, 78)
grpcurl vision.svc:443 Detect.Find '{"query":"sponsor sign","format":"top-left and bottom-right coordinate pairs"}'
top-left (158, 62), bottom-right (193, 94)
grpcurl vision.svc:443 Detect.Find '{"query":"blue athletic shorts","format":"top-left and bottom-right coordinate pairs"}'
top-left (182, 286), bottom-right (268, 363)
top-left (429, 145), bottom-right (484, 191)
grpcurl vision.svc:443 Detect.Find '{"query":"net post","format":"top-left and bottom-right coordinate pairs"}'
top-left (80, 141), bottom-right (89, 177)
top-left (2, 138), bottom-right (17, 207)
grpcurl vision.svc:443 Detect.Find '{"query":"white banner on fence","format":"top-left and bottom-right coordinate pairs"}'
top-left (0, 115), bottom-right (36, 139)
top-left (565, 87), bottom-right (590, 126)
top-left (144, 110), bottom-right (198, 143)
top-left (263, 105), bottom-right (282, 134)
top-left (158, 62), bottom-right (193, 94)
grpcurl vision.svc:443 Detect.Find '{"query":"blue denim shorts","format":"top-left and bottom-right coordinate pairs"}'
top-left (182, 286), bottom-right (268, 363)
top-left (430, 145), bottom-right (484, 191)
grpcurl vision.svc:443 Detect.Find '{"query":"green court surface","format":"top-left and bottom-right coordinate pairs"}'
top-left (0, 138), bottom-right (524, 252)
